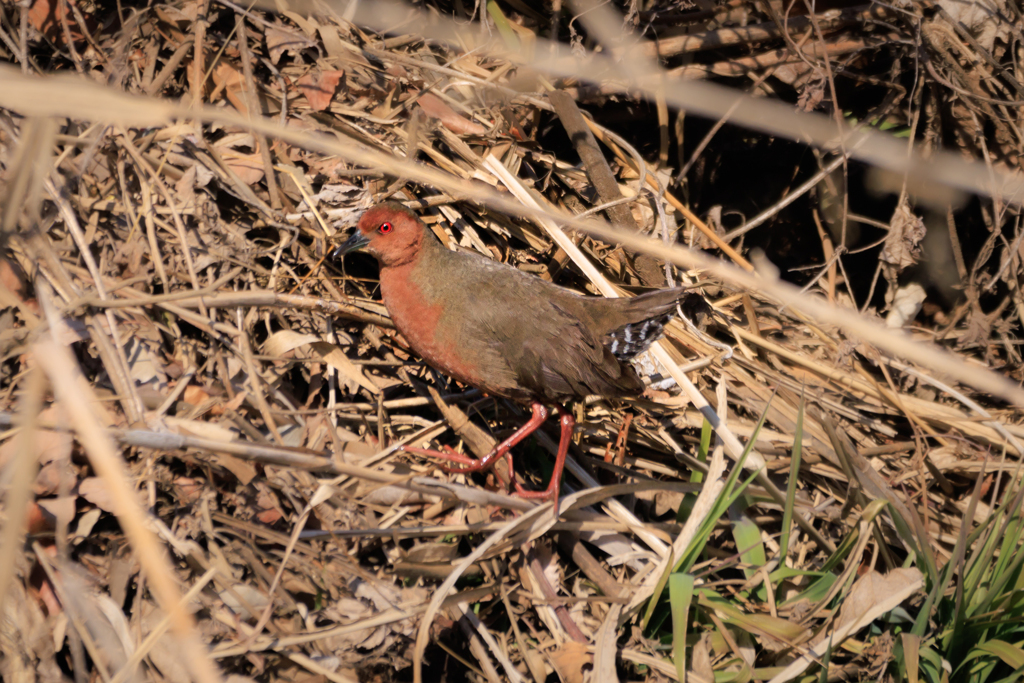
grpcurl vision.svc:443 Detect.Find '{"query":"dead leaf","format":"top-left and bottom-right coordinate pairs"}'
top-left (296, 69), bottom-right (345, 111)
top-left (403, 541), bottom-right (460, 564)
top-left (72, 508), bottom-right (102, 541)
top-left (77, 478), bottom-right (116, 513)
top-left (211, 62), bottom-right (248, 115)
top-left (937, 0), bottom-right (1011, 52)
top-left (27, 0), bottom-right (93, 45)
top-left (0, 256), bottom-right (29, 300)
top-left (796, 68), bottom-right (827, 112)
top-left (181, 384), bottom-right (211, 406)
top-left (417, 92), bottom-right (487, 136)
top-left (219, 585), bottom-right (271, 620)
top-left (0, 425), bottom-right (71, 478)
top-left (265, 26), bottom-right (318, 65)
top-left (124, 333), bottom-right (169, 392)
top-left (219, 149), bottom-right (265, 185)
top-left (880, 199), bottom-right (927, 308)
top-left (173, 477), bottom-right (203, 505)
top-left (881, 200), bottom-right (926, 272)
top-left (37, 496), bottom-right (75, 527)
top-left (691, 632), bottom-right (714, 681)
top-left (548, 641), bottom-right (590, 683)
top-left (769, 568), bottom-right (922, 682)
top-left (26, 500), bottom-right (53, 533)
top-left (213, 453), bottom-right (258, 485)
top-left (836, 568), bottom-right (923, 633)
top-left (254, 483), bottom-right (284, 524)
top-left (633, 487), bottom-right (685, 517)
top-left (34, 463), bottom-right (63, 496)
top-left (263, 330), bottom-right (379, 395)
top-left (960, 305), bottom-right (993, 347)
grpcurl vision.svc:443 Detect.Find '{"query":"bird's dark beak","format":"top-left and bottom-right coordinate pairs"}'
top-left (331, 231), bottom-right (370, 259)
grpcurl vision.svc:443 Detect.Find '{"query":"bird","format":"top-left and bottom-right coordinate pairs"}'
top-left (333, 201), bottom-right (687, 508)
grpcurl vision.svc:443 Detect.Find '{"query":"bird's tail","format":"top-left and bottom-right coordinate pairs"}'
top-left (599, 287), bottom-right (688, 361)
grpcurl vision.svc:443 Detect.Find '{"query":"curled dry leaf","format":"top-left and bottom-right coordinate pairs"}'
top-left (26, 500), bottom-right (54, 533)
top-left (881, 199), bottom-right (927, 306)
top-left (173, 477), bottom-right (204, 505)
top-left (0, 424), bottom-right (72, 496)
top-left (881, 200), bottom-right (926, 272)
top-left (181, 384), bottom-right (212, 407)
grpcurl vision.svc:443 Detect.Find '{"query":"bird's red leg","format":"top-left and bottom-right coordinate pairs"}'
top-left (512, 406), bottom-right (573, 509)
top-left (402, 403), bottom-right (550, 477)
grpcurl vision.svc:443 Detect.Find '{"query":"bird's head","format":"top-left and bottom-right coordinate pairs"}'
top-left (332, 201), bottom-right (428, 267)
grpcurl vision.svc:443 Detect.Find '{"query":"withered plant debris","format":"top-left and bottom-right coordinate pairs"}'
top-left (0, 0), bottom-right (1022, 682)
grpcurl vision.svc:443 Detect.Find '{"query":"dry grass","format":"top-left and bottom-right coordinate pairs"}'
top-left (1, 1), bottom-right (1023, 682)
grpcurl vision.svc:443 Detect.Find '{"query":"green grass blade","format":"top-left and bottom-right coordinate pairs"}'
top-left (779, 393), bottom-right (804, 565)
top-left (670, 573), bottom-right (695, 682)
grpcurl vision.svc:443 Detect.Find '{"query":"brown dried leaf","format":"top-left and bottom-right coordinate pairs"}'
top-left (403, 541), bottom-right (460, 564)
top-left (174, 477), bottom-right (204, 505)
top-left (836, 568), bottom-right (924, 633)
top-left (212, 62), bottom-right (248, 115)
top-left (548, 641), bottom-right (590, 683)
top-left (181, 384), bottom-right (211, 407)
top-left (265, 26), bottom-right (318, 65)
top-left (27, 0), bottom-right (93, 45)
top-left (37, 496), bottom-right (75, 526)
top-left (0, 425), bottom-right (71, 469)
top-left (263, 330), bottom-right (379, 395)
top-left (937, 0), bottom-right (1012, 51)
top-left (296, 69), bottom-right (345, 111)
top-left (796, 69), bottom-right (827, 112)
top-left (417, 92), bottom-right (487, 136)
top-left (219, 149), bottom-right (265, 185)
top-left (26, 500), bottom-right (54, 533)
top-left (77, 477), bottom-right (116, 513)
top-left (960, 305), bottom-right (992, 347)
top-left (691, 632), bottom-right (714, 681)
top-left (0, 256), bottom-right (29, 300)
top-left (214, 453), bottom-right (259, 485)
top-left (881, 200), bottom-right (926, 271)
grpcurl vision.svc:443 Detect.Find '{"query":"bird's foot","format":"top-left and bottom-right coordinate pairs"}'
top-left (401, 402), bottom-right (567, 510)
top-left (512, 481), bottom-right (560, 510)
top-left (506, 407), bottom-right (573, 512)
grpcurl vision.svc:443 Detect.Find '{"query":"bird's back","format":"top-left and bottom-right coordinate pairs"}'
top-left (392, 243), bottom-right (683, 403)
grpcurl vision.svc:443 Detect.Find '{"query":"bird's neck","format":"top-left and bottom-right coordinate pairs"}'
top-left (379, 230), bottom-right (447, 284)
top-left (378, 231), bottom-right (454, 331)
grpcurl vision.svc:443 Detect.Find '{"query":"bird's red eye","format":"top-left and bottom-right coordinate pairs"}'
top-left (378, 222), bottom-right (393, 234)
